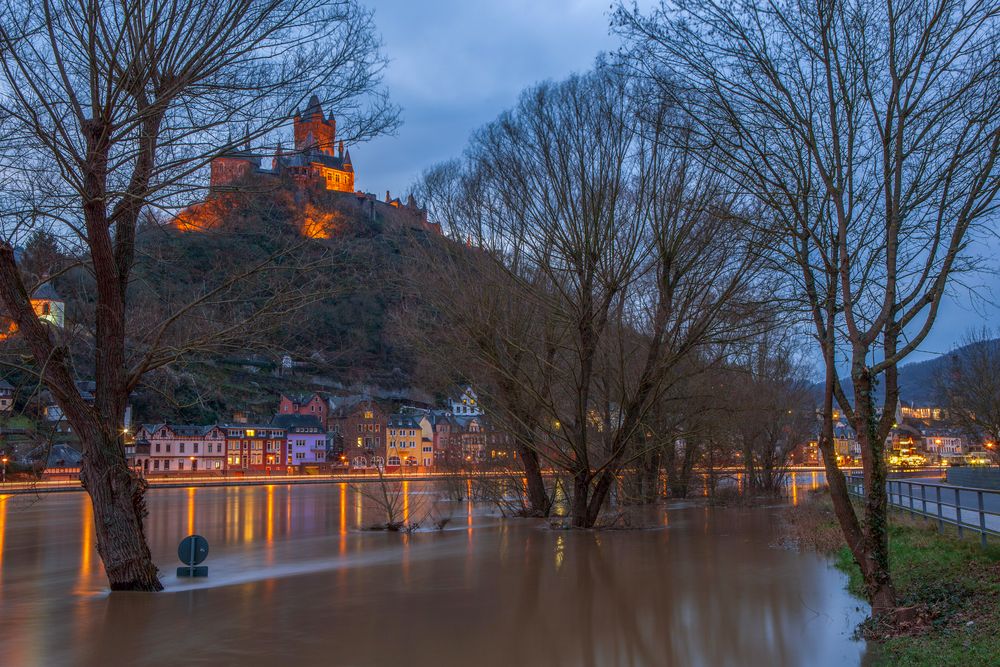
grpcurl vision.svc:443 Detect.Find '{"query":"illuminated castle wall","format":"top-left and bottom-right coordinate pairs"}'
top-left (190, 96), bottom-right (439, 237)
top-left (209, 95), bottom-right (355, 194)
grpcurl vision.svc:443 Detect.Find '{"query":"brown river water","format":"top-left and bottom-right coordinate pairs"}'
top-left (0, 480), bottom-right (868, 666)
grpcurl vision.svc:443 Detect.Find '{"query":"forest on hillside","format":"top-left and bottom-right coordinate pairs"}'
top-left (2, 177), bottom-right (440, 424)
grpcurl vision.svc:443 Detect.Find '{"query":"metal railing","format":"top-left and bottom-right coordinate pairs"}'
top-left (847, 475), bottom-right (999, 547)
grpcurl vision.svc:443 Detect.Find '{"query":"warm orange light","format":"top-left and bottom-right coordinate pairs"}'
top-left (174, 196), bottom-right (234, 232)
top-left (300, 204), bottom-right (343, 239)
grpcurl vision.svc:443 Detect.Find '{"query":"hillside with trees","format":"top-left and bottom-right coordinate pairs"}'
top-left (4, 180), bottom-right (439, 425)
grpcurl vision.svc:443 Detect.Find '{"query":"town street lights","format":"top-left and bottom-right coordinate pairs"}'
top-left (1, 455), bottom-right (7, 483)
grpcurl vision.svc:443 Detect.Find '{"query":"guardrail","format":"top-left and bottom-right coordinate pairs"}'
top-left (847, 475), bottom-right (999, 547)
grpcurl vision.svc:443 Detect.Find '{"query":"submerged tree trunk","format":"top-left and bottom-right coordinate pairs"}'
top-left (571, 470), bottom-right (592, 528)
top-left (81, 437), bottom-right (161, 591)
top-left (518, 443), bottom-right (551, 517)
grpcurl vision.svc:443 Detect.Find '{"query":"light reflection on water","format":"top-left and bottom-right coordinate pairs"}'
top-left (0, 478), bottom-right (867, 667)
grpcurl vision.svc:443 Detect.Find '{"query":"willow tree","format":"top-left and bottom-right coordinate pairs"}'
top-left (617, 0), bottom-right (999, 615)
top-left (0, 0), bottom-right (396, 591)
top-left (415, 67), bottom-right (766, 527)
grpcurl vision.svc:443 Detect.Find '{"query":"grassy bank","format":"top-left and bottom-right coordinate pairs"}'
top-left (785, 491), bottom-right (1000, 667)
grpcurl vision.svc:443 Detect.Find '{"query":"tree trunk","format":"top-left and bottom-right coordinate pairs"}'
top-left (518, 443), bottom-right (551, 517)
top-left (571, 469), bottom-right (592, 528)
top-left (80, 434), bottom-right (162, 591)
top-left (639, 450), bottom-right (662, 504)
top-left (853, 370), bottom-right (896, 614)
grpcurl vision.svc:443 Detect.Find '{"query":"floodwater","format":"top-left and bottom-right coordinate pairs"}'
top-left (0, 480), bottom-right (867, 666)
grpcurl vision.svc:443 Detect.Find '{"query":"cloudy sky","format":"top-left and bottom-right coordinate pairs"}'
top-left (350, 0), bottom-right (997, 363)
top-left (357, 0), bottom-right (630, 194)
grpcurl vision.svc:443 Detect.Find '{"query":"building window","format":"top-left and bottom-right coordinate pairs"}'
top-left (179, 443), bottom-right (185, 453)
top-left (164, 461), bottom-right (170, 470)
top-left (179, 461), bottom-right (184, 470)
top-left (155, 443), bottom-right (161, 452)
top-left (153, 460), bottom-right (159, 470)
top-left (166, 444), bottom-right (171, 453)
top-left (193, 443), bottom-right (199, 453)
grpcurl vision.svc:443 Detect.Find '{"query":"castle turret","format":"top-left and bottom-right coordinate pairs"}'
top-left (294, 94), bottom-right (336, 156)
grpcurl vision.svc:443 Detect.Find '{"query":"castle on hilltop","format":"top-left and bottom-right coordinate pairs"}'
top-left (184, 95), bottom-right (439, 236)
top-left (210, 95), bottom-right (357, 194)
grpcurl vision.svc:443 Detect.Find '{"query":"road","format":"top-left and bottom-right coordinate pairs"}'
top-left (884, 476), bottom-right (1000, 535)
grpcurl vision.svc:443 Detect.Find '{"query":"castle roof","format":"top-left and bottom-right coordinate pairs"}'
top-left (275, 148), bottom-right (352, 174)
top-left (301, 94), bottom-right (324, 118)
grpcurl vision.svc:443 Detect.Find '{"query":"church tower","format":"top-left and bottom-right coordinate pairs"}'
top-left (293, 95), bottom-right (337, 156)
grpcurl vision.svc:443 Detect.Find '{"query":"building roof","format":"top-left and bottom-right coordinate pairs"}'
top-left (282, 392), bottom-right (320, 405)
top-left (31, 282), bottom-right (62, 301)
top-left (270, 413), bottom-right (325, 432)
top-left (276, 149), bottom-right (353, 174)
top-left (139, 423), bottom-right (222, 437)
top-left (388, 414), bottom-right (422, 429)
top-left (46, 443), bottom-right (82, 467)
top-left (219, 423), bottom-right (286, 433)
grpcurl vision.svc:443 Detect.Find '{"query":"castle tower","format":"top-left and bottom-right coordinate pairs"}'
top-left (293, 95), bottom-right (336, 156)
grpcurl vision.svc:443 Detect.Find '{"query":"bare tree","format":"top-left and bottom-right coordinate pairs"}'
top-left (935, 328), bottom-right (1000, 462)
top-left (728, 337), bottom-right (813, 495)
top-left (414, 66), bottom-right (767, 528)
top-left (617, 0), bottom-right (999, 615)
top-left (0, 0), bottom-right (396, 590)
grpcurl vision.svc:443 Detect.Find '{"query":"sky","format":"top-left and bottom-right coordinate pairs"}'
top-left (349, 0), bottom-right (998, 364)
top-left (356, 0), bottom-right (632, 195)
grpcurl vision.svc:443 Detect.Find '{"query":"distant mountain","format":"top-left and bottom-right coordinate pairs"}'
top-left (811, 338), bottom-right (1000, 406)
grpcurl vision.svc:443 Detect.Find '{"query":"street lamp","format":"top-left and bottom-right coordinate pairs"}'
top-left (1, 455), bottom-right (8, 483)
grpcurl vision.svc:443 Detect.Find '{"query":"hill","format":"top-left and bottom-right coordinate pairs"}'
top-left (5, 179), bottom-right (446, 425)
top-left (812, 338), bottom-right (998, 406)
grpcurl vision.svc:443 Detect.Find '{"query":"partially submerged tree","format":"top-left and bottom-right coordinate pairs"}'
top-left (414, 67), bottom-right (767, 528)
top-left (728, 337), bottom-right (813, 496)
top-left (0, 0), bottom-right (396, 590)
top-left (617, 0), bottom-right (1000, 614)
